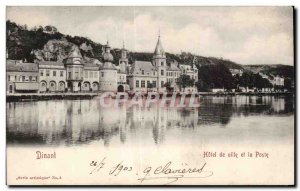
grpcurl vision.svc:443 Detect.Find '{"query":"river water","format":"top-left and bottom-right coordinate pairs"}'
top-left (6, 95), bottom-right (295, 185)
top-left (7, 95), bottom-right (294, 147)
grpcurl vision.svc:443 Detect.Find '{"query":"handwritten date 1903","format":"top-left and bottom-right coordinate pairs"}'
top-left (109, 162), bottom-right (133, 176)
top-left (89, 157), bottom-right (213, 185)
top-left (90, 157), bottom-right (133, 177)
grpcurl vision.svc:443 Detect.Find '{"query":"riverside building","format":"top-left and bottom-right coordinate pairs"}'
top-left (6, 36), bottom-right (198, 94)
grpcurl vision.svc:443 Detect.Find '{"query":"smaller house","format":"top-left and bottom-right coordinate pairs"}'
top-left (7, 60), bottom-right (39, 94)
top-left (230, 69), bottom-right (243, 76)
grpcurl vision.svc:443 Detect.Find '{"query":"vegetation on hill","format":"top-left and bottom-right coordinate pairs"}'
top-left (244, 64), bottom-right (294, 80)
top-left (6, 20), bottom-right (243, 68)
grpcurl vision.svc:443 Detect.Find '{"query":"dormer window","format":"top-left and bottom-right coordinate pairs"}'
top-left (161, 62), bottom-right (164, 66)
top-left (142, 70), bottom-right (144, 75)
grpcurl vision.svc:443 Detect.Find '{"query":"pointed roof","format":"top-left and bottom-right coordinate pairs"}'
top-left (65, 47), bottom-right (83, 65)
top-left (105, 40), bottom-right (111, 48)
top-left (154, 36), bottom-right (165, 56)
top-left (121, 40), bottom-right (127, 51)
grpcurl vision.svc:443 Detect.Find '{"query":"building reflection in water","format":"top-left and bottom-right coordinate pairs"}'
top-left (6, 95), bottom-right (294, 146)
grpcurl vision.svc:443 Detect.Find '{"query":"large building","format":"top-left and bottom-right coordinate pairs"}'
top-left (6, 36), bottom-right (198, 94)
top-left (127, 36), bottom-right (198, 93)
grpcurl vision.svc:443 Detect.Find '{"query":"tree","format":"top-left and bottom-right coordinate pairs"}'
top-left (176, 74), bottom-right (194, 92)
top-left (197, 64), bottom-right (234, 91)
top-left (253, 73), bottom-right (265, 90)
top-left (233, 74), bottom-right (240, 89)
top-left (45, 25), bottom-right (58, 33)
top-left (284, 78), bottom-right (292, 92)
top-left (164, 82), bottom-right (172, 92)
top-left (239, 72), bottom-right (273, 91)
top-left (147, 83), bottom-right (154, 93)
top-left (195, 79), bottom-right (211, 92)
top-left (240, 72), bottom-right (254, 89)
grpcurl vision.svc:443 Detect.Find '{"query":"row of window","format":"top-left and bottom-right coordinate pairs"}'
top-left (182, 69), bottom-right (198, 74)
top-left (40, 70), bottom-right (64, 77)
top-left (68, 71), bottom-right (81, 80)
top-left (136, 80), bottom-right (157, 88)
top-left (167, 71), bottom-right (180, 77)
top-left (167, 78), bottom-right (177, 83)
top-left (7, 75), bottom-right (37, 82)
top-left (137, 70), bottom-right (185, 77)
top-left (41, 69), bottom-right (101, 79)
top-left (119, 75), bottom-right (126, 80)
top-left (83, 83), bottom-right (98, 88)
top-left (84, 71), bottom-right (98, 78)
top-left (139, 70), bottom-right (156, 76)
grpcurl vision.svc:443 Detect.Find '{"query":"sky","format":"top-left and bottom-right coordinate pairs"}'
top-left (7, 6), bottom-right (294, 65)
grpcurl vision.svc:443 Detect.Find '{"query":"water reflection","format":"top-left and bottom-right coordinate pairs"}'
top-left (7, 95), bottom-right (294, 146)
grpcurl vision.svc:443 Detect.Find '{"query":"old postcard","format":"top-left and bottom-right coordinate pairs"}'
top-left (6, 6), bottom-right (295, 185)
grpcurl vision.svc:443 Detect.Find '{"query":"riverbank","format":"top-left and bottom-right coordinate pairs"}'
top-left (198, 92), bottom-right (294, 96)
top-left (6, 93), bottom-right (100, 102)
top-left (6, 92), bottom-right (294, 102)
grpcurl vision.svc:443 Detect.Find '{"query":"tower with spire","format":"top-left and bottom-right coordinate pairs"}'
top-left (116, 41), bottom-right (128, 92)
top-left (153, 34), bottom-right (167, 91)
top-left (119, 41), bottom-right (129, 69)
top-left (99, 40), bottom-right (118, 92)
top-left (65, 46), bottom-right (84, 92)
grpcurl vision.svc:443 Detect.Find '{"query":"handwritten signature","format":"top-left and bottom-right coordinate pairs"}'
top-left (89, 157), bottom-right (213, 185)
top-left (138, 161), bottom-right (213, 184)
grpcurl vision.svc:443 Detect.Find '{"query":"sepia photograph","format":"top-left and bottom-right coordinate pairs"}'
top-left (5, 6), bottom-right (295, 186)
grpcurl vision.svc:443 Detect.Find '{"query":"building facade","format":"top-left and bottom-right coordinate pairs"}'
top-left (6, 60), bottom-right (39, 94)
top-left (127, 36), bottom-right (198, 93)
top-left (6, 36), bottom-right (198, 94)
top-left (229, 69), bottom-right (243, 76)
top-left (272, 75), bottom-right (284, 86)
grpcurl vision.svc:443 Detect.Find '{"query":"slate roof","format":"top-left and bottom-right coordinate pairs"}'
top-left (167, 62), bottom-right (181, 71)
top-left (83, 61), bottom-right (100, 70)
top-left (38, 60), bottom-right (64, 66)
top-left (7, 60), bottom-right (38, 72)
top-left (154, 37), bottom-right (165, 56)
top-left (130, 61), bottom-right (156, 74)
